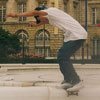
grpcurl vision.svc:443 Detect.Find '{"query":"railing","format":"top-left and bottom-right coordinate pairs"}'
top-left (0, 38), bottom-right (100, 64)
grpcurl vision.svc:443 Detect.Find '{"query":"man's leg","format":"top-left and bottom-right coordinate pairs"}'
top-left (57, 39), bottom-right (85, 85)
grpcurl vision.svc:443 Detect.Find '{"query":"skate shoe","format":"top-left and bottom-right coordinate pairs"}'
top-left (67, 81), bottom-right (84, 91)
top-left (61, 82), bottom-right (73, 89)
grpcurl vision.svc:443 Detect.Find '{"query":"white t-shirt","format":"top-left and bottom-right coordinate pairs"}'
top-left (43, 7), bottom-right (87, 42)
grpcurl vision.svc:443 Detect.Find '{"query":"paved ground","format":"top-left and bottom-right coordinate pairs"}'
top-left (0, 64), bottom-right (100, 100)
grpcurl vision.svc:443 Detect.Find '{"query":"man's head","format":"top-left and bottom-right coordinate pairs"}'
top-left (34, 5), bottom-right (47, 24)
top-left (35, 5), bottom-right (47, 11)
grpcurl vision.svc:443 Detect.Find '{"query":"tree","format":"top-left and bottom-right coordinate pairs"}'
top-left (0, 27), bottom-right (21, 58)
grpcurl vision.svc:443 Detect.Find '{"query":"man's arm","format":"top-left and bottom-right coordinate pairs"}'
top-left (6, 10), bottom-right (48, 18)
top-left (28, 21), bottom-right (45, 27)
top-left (28, 17), bottom-right (49, 27)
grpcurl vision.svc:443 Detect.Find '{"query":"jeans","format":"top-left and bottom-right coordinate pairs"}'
top-left (57, 39), bottom-right (85, 85)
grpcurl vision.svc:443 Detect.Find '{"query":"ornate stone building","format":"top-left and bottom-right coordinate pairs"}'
top-left (0, 0), bottom-right (100, 60)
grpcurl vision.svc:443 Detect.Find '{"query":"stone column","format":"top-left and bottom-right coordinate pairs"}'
top-left (6, 0), bottom-right (17, 22)
top-left (48, 0), bottom-right (54, 7)
top-left (67, 0), bottom-right (74, 17)
top-left (26, 0), bottom-right (38, 21)
top-left (54, 0), bottom-right (59, 34)
top-left (54, 0), bottom-right (59, 8)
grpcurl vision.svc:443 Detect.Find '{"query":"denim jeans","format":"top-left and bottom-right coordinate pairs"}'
top-left (57, 39), bottom-right (85, 85)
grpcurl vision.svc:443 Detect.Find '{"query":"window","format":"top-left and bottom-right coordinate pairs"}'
top-left (17, 30), bottom-right (29, 55)
top-left (17, 3), bottom-right (26, 22)
top-left (38, 0), bottom-right (47, 6)
top-left (0, 5), bottom-right (6, 22)
top-left (92, 8), bottom-right (100, 24)
top-left (35, 47), bottom-right (50, 57)
top-left (35, 29), bottom-right (50, 57)
top-left (92, 38), bottom-right (100, 58)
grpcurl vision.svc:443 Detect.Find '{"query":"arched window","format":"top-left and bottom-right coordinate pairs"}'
top-left (16, 30), bottom-right (29, 55)
top-left (35, 29), bottom-right (50, 57)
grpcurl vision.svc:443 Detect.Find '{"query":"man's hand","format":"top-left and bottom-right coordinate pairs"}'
top-left (28, 21), bottom-right (44, 27)
top-left (6, 13), bottom-right (18, 18)
top-left (28, 21), bottom-right (37, 27)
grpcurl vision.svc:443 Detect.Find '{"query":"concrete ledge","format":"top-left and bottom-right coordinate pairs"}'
top-left (0, 68), bottom-right (7, 72)
top-left (0, 64), bottom-right (59, 71)
top-left (0, 81), bottom-right (33, 87)
top-left (0, 87), bottom-right (100, 100)
top-left (0, 64), bottom-right (100, 71)
top-left (0, 87), bottom-right (67, 100)
top-left (0, 80), bottom-right (58, 87)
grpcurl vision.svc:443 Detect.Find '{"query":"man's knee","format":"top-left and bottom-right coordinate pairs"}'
top-left (57, 52), bottom-right (69, 62)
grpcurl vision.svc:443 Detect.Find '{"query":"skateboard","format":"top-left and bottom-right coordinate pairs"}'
top-left (66, 89), bottom-right (79, 96)
top-left (66, 85), bottom-right (84, 97)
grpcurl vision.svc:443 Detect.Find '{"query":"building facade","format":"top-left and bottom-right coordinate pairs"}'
top-left (0, 0), bottom-right (100, 61)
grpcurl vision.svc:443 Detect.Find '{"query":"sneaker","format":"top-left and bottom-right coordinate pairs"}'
top-left (61, 82), bottom-right (73, 89)
top-left (61, 80), bottom-right (67, 84)
top-left (67, 81), bottom-right (84, 91)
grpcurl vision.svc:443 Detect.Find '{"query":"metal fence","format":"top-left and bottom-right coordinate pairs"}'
top-left (0, 37), bottom-right (100, 64)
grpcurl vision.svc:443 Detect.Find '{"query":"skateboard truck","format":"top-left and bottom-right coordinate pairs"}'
top-left (67, 90), bottom-right (79, 97)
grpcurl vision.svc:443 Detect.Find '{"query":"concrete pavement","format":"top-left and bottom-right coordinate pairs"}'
top-left (0, 64), bottom-right (100, 100)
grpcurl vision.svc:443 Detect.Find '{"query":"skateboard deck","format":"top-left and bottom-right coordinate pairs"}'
top-left (66, 85), bottom-right (84, 96)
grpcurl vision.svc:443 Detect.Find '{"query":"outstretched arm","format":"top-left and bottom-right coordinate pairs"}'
top-left (6, 10), bottom-right (48, 18)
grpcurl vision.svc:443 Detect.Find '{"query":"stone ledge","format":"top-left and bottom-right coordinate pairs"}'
top-left (0, 81), bottom-right (34, 87)
top-left (0, 87), bottom-right (67, 100)
top-left (0, 80), bottom-right (59, 87)
top-left (0, 64), bottom-right (100, 71)
top-left (0, 86), bottom-right (100, 100)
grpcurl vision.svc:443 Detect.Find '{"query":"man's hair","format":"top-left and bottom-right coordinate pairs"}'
top-left (34, 5), bottom-right (47, 24)
top-left (35, 5), bottom-right (47, 11)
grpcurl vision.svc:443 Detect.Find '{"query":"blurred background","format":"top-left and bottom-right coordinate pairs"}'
top-left (0, 0), bottom-right (100, 64)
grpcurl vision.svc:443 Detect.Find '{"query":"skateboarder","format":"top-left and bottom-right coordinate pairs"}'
top-left (6, 5), bottom-right (87, 89)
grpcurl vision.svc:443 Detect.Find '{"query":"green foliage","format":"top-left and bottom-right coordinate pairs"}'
top-left (0, 27), bottom-right (21, 58)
